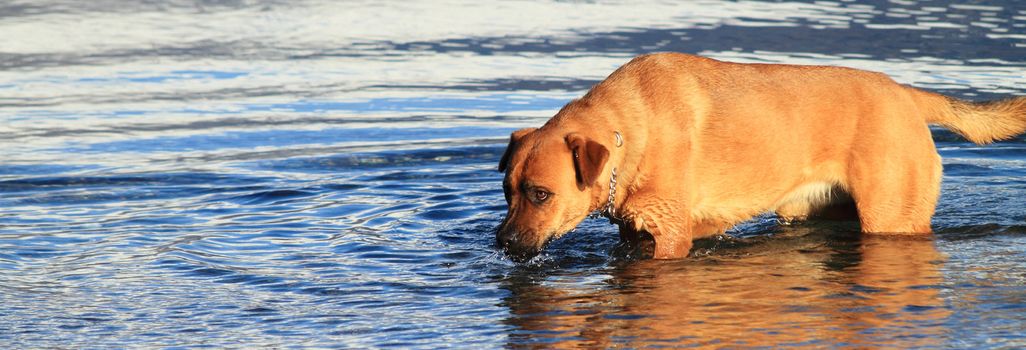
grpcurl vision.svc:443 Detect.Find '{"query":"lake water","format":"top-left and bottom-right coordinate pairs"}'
top-left (2, 0), bottom-right (1025, 348)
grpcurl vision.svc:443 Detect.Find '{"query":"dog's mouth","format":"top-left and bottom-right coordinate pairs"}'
top-left (497, 236), bottom-right (550, 263)
top-left (504, 247), bottom-right (540, 263)
top-left (495, 225), bottom-right (557, 263)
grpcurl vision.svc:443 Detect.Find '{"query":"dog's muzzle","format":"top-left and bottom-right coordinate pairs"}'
top-left (496, 225), bottom-right (541, 263)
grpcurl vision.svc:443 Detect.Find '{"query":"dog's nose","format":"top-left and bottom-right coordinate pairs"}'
top-left (496, 229), bottom-right (538, 263)
top-left (496, 230), bottom-right (516, 250)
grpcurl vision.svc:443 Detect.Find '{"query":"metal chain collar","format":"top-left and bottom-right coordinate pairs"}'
top-left (587, 166), bottom-right (618, 221)
top-left (590, 131), bottom-right (622, 222)
top-left (605, 167), bottom-right (618, 219)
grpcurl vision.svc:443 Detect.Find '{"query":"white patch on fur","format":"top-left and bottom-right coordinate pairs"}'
top-left (773, 181), bottom-right (840, 211)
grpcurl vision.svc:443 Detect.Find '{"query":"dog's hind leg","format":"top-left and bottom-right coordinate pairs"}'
top-left (848, 131), bottom-right (942, 234)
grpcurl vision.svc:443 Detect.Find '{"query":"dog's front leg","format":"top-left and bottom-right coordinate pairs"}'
top-left (651, 224), bottom-right (693, 259)
top-left (621, 196), bottom-right (693, 259)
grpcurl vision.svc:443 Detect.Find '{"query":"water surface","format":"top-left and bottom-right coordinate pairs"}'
top-left (2, 0), bottom-right (1025, 348)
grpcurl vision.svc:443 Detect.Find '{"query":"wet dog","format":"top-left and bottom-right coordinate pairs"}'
top-left (496, 53), bottom-right (1026, 262)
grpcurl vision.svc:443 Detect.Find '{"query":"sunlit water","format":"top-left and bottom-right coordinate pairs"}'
top-left (2, 0), bottom-right (1025, 348)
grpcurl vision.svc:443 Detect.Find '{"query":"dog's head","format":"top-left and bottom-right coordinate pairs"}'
top-left (496, 127), bottom-right (611, 262)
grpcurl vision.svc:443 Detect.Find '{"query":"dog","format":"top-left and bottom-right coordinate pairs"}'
top-left (496, 52), bottom-right (1026, 262)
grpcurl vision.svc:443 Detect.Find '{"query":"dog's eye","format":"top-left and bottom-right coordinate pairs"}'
top-left (533, 189), bottom-right (550, 203)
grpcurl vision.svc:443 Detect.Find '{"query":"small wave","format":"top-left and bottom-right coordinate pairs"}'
top-left (225, 189), bottom-right (317, 205)
top-left (255, 144), bottom-right (506, 173)
top-left (935, 223), bottom-right (1026, 241)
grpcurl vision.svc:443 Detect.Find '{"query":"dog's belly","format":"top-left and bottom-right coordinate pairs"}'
top-left (690, 156), bottom-right (851, 226)
top-left (773, 182), bottom-right (840, 210)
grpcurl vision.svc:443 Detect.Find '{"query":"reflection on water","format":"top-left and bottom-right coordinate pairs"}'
top-left (2, 0), bottom-right (1026, 348)
top-left (503, 232), bottom-right (951, 348)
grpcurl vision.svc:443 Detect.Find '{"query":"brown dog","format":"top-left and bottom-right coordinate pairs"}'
top-left (496, 53), bottom-right (1026, 261)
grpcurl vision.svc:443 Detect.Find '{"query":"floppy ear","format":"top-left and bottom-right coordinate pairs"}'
top-left (498, 127), bottom-right (538, 173)
top-left (565, 133), bottom-right (609, 190)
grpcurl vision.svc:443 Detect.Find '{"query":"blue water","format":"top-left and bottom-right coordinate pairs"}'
top-left (2, 0), bottom-right (1025, 348)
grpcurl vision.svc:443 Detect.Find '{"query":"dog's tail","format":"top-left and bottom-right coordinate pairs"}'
top-left (907, 86), bottom-right (1026, 145)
